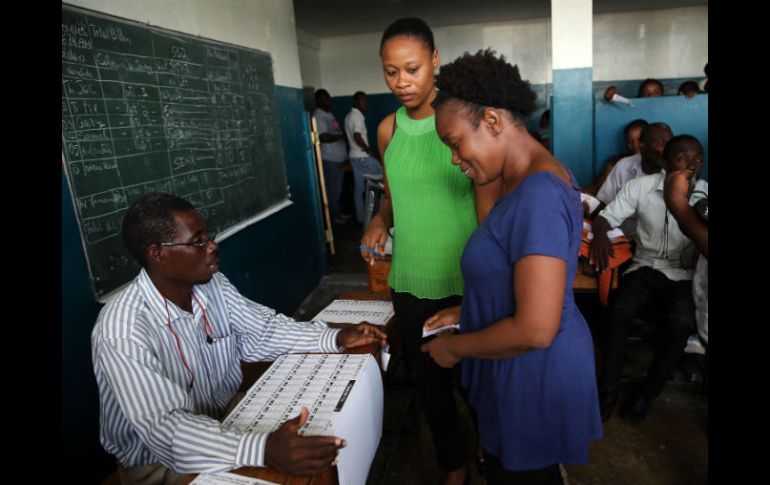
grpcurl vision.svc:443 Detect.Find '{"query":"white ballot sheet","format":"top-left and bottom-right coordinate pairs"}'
top-left (190, 472), bottom-right (278, 484)
top-left (222, 354), bottom-right (383, 485)
top-left (312, 299), bottom-right (394, 326)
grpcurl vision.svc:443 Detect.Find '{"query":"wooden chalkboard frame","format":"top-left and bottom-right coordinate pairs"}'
top-left (62, 4), bottom-right (292, 300)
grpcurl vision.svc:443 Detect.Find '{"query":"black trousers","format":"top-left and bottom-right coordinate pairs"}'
top-left (391, 289), bottom-right (465, 472)
top-left (484, 452), bottom-right (562, 485)
top-left (601, 267), bottom-right (695, 398)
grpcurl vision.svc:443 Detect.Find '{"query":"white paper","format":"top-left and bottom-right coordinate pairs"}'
top-left (190, 472), bottom-right (278, 485)
top-left (313, 299), bottom-right (394, 326)
top-left (611, 93), bottom-right (634, 106)
top-left (422, 323), bottom-right (460, 338)
top-left (379, 344), bottom-right (391, 371)
top-left (580, 193), bottom-right (601, 214)
top-left (222, 354), bottom-right (383, 485)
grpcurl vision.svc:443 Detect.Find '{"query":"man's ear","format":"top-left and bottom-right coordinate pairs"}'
top-left (146, 244), bottom-right (164, 265)
top-left (483, 107), bottom-right (504, 137)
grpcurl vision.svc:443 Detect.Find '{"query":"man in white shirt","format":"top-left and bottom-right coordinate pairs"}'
top-left (590, 135), bottom-right (707, 424)
top-left (344, 91), bottom-right (383, 224)
top-left (594, 123), bottom-right (673, 238)
top-left (92, 193), bottom-right (386, 484)
top-left (313, 89), bottom-right (349, 224)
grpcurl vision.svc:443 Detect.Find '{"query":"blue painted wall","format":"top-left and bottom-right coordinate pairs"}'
top-left (62, 86), bottom-right (326, 481)
top-left (553, 68), bottom-right (595, 186)
top-left (594, 93), bottom-right (708, 182)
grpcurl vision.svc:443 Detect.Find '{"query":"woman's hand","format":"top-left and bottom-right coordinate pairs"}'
top-left (421, 332), bottom-right (461, 368)
top-left (360, 216), bottom-right (388, 265)
top-left (423, 305), bottom-right (461, 332)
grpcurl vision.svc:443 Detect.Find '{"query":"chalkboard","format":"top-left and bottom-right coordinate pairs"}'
top-left (61, 5), bottom-right (291, 299)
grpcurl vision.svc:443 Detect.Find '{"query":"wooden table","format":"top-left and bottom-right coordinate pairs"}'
top-left (187, 290), bottom-right (394, 485)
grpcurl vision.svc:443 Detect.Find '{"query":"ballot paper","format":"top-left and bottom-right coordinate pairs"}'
top-left (222, 353), bottom-right (383, 485)
top-left (190, 472), bottom-right (278, 484)
top-left (312, 299), bottom-right (394, 326)
top-left (422, 323), bottom-right (460, 338)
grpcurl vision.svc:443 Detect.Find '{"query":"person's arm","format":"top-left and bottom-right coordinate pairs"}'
top-left (353, 132), bottom-right (374, 156)
top-left (361, 114), bottom-right (396, 264)
top-left (421, 255), bottom-right (566, 367)
top-left (664, 169), bottom-right (708, 258)
top-left (315, 113), bottom-right (345, 143)
top-left (590, 179), bottom-right (640, 272)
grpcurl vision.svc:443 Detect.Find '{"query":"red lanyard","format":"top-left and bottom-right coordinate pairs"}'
top-left (164, 293), bottom-right (217, 391)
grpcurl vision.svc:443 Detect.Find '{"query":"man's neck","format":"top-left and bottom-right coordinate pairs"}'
top-left (640, 156), bottom-right (662, 175)
top-left (148, 271), bottom-right (194, 312)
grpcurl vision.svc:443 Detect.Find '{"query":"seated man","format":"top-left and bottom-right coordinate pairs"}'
top-left (590, 135), bottom-right (707, 423)
top-left (92, 193), bottom-right (387, 484)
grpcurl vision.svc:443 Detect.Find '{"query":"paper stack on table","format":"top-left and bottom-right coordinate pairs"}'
top-left (222, 353), bottom-right (383, 485)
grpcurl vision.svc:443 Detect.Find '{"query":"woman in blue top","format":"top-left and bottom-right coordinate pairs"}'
top-left (421, 49), bottom-right (603, 484)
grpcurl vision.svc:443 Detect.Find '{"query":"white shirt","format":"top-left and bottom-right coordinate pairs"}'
top-left (92, 269), bottom-right (342, 473)
top-left (313, 108), bottom-right (347, 162)
top-left (345, 107), bottom-right (370, 159)
top-left (599, 172), bottom-right (708, 281)
top-left (596, 153), bottom-right (645, 204)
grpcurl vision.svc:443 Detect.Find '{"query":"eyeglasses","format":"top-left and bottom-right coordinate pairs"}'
top-left (158, 233), bottom-right (217, 249)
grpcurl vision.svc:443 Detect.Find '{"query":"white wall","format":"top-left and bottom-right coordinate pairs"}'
top-left (296, 28), bottom-right (322, 89)
top-left (306, 6), bottom-right (707, 95)
top-left (593, 6), bottom-right (708, 81)
top-left (64, 0), bottom-right (304, 88)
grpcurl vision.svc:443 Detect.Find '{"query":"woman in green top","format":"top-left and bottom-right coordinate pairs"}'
top-left (360, 17), bottom-right (500, 485)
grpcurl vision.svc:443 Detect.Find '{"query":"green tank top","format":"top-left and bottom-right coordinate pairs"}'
top-left (385, 106), bottom-right (478, 298)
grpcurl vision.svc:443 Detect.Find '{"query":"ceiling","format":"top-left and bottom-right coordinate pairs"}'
top-left (293, 0), bottom-right (708, 38)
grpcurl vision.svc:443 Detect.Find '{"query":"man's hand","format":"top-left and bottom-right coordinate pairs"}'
top-left (420, 332), bottom-right (461, 368)
top-left (590, 216), bottom-right (614, 273)
top-left (603, 85), bottom-right (618, 102)
top-left (664, 168), bottom-right (694, 217)
top-left (337, 323), bottom-right (388, 349)
top-left (265, 407), bottom-right (346, 476)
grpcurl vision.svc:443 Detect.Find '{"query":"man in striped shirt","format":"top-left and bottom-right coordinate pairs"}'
top-left (92, 193), bottom-right (386, 484)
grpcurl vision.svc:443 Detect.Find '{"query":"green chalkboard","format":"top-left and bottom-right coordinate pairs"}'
top-left (62, 5), bottom-right (291, 299)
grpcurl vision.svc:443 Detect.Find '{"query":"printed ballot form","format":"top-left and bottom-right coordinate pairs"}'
top-left (190, 472), bottom-right (279, 484)
top-left (312, 299), bottom-right (394, 326)
top-left (222, 353), bottom-right (384, 485)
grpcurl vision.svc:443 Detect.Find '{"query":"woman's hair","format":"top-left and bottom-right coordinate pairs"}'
top-left (380, 17), bottom-right (435, 55)
top-left (433, 48), bottom-right (536, 127)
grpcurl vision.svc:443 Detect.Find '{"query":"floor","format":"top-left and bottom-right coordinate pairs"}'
top-left (292, 209), bottom-right (708, 485)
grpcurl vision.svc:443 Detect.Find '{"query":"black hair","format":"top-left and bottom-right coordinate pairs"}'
top-left (380, 17), bottom-right (435, 55)
top-left (122, 193), bottom-right (196, 267)
top-left (677, 81), bottom-right (700, 95)
top-left (353, 91), bottom-right (367, 102)
top-left (663, 134), bottom-right (703, 161)
top-left (432, 48), bottom-right (536, 127)
top-left (640, 121), bottom-right (672, 144)
top-left (624, 118), bottom-right (649, 137)
top-left (637, 78), bottom-right (664, 96)
top-left (315, 89), bottom-right (329, 102)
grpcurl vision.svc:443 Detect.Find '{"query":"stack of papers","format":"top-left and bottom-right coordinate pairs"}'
top-left (313, 299), bottom-right (394, 326)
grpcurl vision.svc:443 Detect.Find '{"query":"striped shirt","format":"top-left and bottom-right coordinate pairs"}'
top-left (92, 269), bottom-right (342, 473)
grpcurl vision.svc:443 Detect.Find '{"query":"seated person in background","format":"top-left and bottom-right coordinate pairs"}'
top-left (92, 193), bottom-right (387, 484)
top-left (603, 78), bottom-right (664, 102)
top-left (677, 81), bottom-right (702, 99)
top-left (590, 135), bottom-right (707, 423)
top-left (663, 162), bottom-right (708, 393)
top-left (582, 118), bottom-right (649, 199)
top-left (590, 123), bottom-right (673, 238)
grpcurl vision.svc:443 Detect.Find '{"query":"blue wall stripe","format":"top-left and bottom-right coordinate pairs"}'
top-left (553, 67), bottom-right (594, 186)
top-left (594, 93), bottom-right (708, 182)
